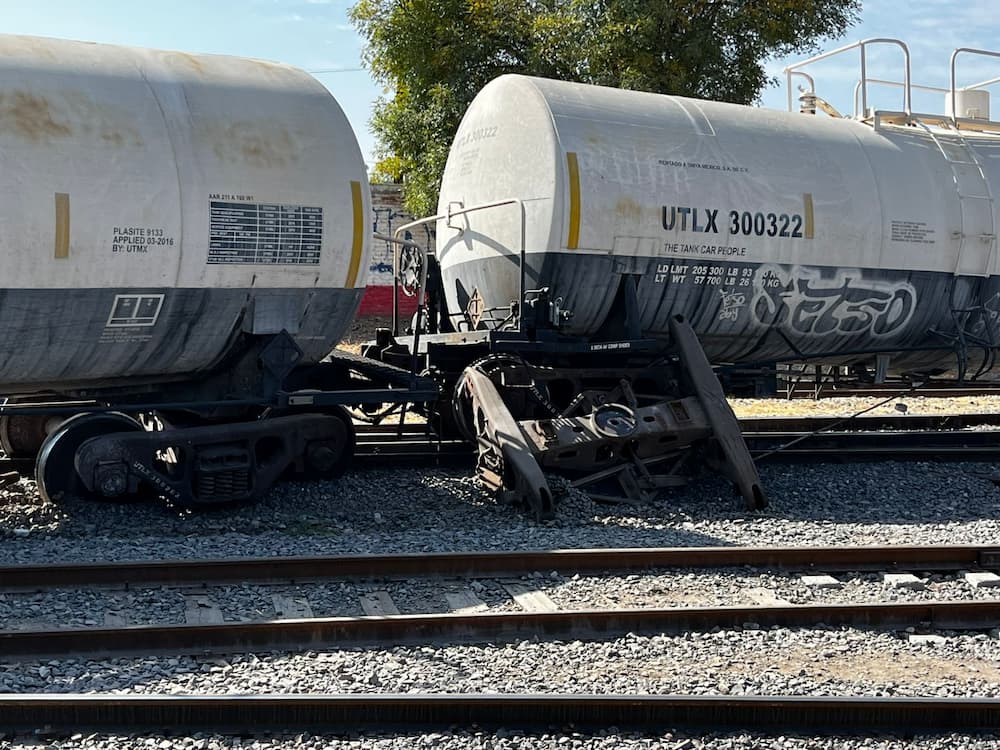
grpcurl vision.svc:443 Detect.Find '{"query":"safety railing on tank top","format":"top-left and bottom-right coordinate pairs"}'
top-left (783, 38), bottom-right (912, 117)
top-left (784, 38), bottom-right (1000, 129)
top-left (950, 48), bottom-right (1000, 121)
top-left (847, 49), bottom-right (1000, 124)
top-left (377, 198), bottom-right (528, 367)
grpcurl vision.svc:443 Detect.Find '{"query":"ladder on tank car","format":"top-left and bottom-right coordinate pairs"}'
top-left (913, 121), bottom-right (997, 277)
top-left (784, 38), bottom-right (1000, 279)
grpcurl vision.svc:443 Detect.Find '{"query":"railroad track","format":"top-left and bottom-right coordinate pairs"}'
top-left (3, 599), bottom-right (998, 660)
top-left (782, 385), bottom-right (1000, 399)
top-left (354, 418), bottom-right (1000, 463)
top-left (5, 547), bottom-right (1000, 738)
top-left (2, 545), bottom-right (999, 660)
top-left (2, 415), bottom-right (1000, 472)
top-left (3, 544), bottom-right (998, 589)
top-left (4, 693), bottom-right (1000, 734)
top-left (739, 412), bottom-right (1000, 432)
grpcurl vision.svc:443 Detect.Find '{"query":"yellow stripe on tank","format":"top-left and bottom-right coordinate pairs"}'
top-left (566, 152), bottom-right (581, 250)
top-left (346, 180), bottom-right (364, 288)
top-left (803, 193), bottom-right (815, 240)
top-left (54, 193), bottom-right (70, 259)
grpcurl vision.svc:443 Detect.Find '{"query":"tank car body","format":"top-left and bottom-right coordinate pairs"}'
top-left (436, 74), bottom-right (1000, 376)
top-left (0, 34), bottom-right (371, 395)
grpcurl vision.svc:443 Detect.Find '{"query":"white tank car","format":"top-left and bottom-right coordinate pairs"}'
top-left (436, 74), bottom-right (1000, 375)
top-left (0, 34), bottom-right (371, 394)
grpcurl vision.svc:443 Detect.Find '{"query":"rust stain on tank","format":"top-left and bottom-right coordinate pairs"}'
top-left (62, 91), bottom-right (144, 148)
top-left (5, 36), bottom-right (59, 62)
top-left (210, 122), bottom-right (298, 168)
top-left (0, 91), bottom-right (72, 142)
top-left (615, 196), bottom-right (644, 221)
top-left (165, 52), bottom-right (207, 76)
top-left (101, 130), bottom-right (124, 147)
top-left (98, 128), bottom-right (143, 148)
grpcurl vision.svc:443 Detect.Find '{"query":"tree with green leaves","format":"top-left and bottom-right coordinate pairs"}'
top-left (351, 0), bottom-right (861, 216)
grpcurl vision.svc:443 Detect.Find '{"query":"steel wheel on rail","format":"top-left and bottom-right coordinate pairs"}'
top-left (35, 412), bottom-right (144, 503)
top-left (0, 398), bottom-right (67, 459)
top-left (298, 404), bottom-right (356, 480)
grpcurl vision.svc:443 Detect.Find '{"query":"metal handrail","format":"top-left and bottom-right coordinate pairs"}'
top-left (852, 78), bottom-right (949, 118)
top-left (951, 48), bottom-right (1000, 121)
top-left (966, 75), bottom-right (1000, 90)
top-left (784, 37), bottom-right (912, 116)
top-left (388, 198), bottom-right (527, 335)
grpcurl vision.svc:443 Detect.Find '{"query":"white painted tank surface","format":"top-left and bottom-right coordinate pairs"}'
top-left (437, 75), bottom-right (1000, 373)
top-left (0, 34), bottom-right (371, 394)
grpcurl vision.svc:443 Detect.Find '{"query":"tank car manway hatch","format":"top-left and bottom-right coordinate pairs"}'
top-left (366, 39), bottom-right (1000, 519)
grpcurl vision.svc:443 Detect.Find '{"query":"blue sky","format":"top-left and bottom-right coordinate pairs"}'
top-left (4, 0), bottom-right (1000, 170)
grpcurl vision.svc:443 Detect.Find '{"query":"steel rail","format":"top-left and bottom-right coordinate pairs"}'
top-left (737, 413), bottom-right (1000, 432)
top-left (4, 424), bottom-right (1000, 473)
top-left (3, 600), bottom-right (999, 660)
top-left (746, 429), bottom-right (1000, 448)
top-left (754, 446), bottom-right (1000, 461)
top-left (3, 419), bottom-right (1000, 485)
top-left (783, 387), bottom-right (1000, 399)
top-left (356, 420), bottom-right (1000, 460)
top-left (358, 413), bottom-right (1000, 436)
top-left (5, 693), bottom-right (1000, 734)
top-left (1, 545), bottom-right (997, 591)
top-left (745, 428), bottom-right (1000, 463)
top-left (354, 431), bottom-right (1000, 465)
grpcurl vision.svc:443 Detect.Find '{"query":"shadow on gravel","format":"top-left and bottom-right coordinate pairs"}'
top-left (3, 457), bottom-right (999, 555)
top-left (650, 460), bottom-right (1000, 525)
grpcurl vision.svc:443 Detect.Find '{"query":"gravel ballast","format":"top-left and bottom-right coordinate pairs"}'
top-left (5, 628), bottom-right (999, 698)
top-left (3, 395), bottom-right (1000, 748)
top-left (6, 733), bottom-right (1000, 749)
top-left (2, 568), bottom-right (1000, 631)
top-left (2, 628), bottom-right (1000, 747)
top-left (1, 458), bottom-right (999, 566)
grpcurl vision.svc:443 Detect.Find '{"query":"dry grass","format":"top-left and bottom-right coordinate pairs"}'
top-left (337, 316), bottom-right (392, 355)
top-left (729, 394), bottom-right (1000, 418)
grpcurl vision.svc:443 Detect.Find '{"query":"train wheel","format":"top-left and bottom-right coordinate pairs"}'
top-left (0, 399), bottom-right (65, 459)
top-left (0, 414), bottom-right (48, 459)
top-left (35, 413), bottom-right (144, 503)
top-left (300, 405), bottom-right (356, 479)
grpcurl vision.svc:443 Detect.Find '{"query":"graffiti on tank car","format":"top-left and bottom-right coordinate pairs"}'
top-left (717, 289), bottom-right (747, 322)
top-left (968, 292), bottom-right (1000, 339)
top-left (752, 266), bottom-right (916, 338)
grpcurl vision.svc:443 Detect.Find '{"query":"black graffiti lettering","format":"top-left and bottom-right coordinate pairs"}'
top-left (789, 295), bottom-right (834, 335)
top-left (795, 280), bottom-right (878, 335)
top-left (871, 288), bottom-right (917, 335)
top-left (753, 268), bottom-right (916, 339)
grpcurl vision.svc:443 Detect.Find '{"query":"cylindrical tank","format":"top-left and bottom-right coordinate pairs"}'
top-left (0, 34), bottom-right (371, 394)
top-left (437, 75), bottom-right (1000, 371)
